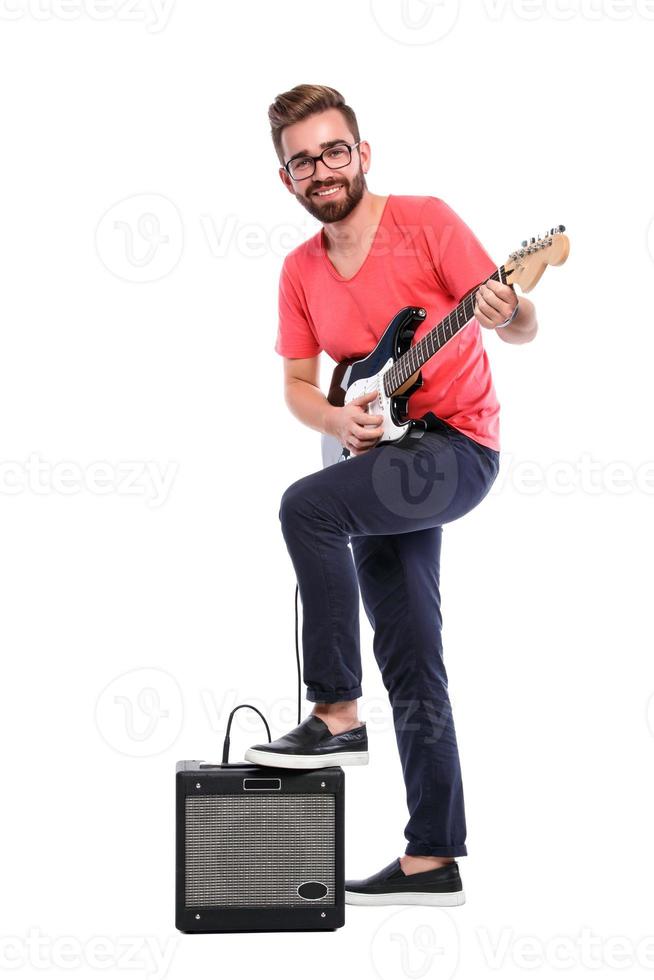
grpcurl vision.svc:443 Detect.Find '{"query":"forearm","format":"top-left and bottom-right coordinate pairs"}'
top-left (285, 378), bottom-right (337, 436)
top-left (494, 295), bottom-right (538, 344)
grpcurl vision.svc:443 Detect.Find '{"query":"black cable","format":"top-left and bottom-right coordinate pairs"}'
top-left (219, 586), bottom-right (302, 766)
top-left (221, 704), bottom-right (271, 765)
top-left (294, 583), bottom-right (301, 724)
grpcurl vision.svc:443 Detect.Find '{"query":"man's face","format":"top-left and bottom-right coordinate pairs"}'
top-left (279, 108), bottom-right (368, 224)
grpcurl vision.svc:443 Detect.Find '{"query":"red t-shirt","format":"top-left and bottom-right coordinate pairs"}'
top-left (275, 194), bottom-right (501, 451)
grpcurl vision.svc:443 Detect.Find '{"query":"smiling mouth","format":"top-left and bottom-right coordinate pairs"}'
top-left (313, 184), bottom-right (344, 198)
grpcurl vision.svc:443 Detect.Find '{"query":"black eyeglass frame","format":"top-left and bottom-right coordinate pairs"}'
top-left (283, 140), bottom-right (362, 181)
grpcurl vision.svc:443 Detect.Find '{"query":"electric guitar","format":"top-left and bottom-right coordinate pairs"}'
top-left (320, 225), bottom-right (570, 467)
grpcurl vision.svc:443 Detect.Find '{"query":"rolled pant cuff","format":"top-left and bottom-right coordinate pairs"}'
top-left (405, 843), bottom-right (467, 858)
top-left (306, 685), bottom-right (362, 704)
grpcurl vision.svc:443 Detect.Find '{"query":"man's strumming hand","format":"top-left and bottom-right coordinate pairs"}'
top-left (325, 391), bottom-right (385, 455)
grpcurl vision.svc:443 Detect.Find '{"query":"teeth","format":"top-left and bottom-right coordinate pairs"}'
top-left (316, 185), bottom-right (341, 197)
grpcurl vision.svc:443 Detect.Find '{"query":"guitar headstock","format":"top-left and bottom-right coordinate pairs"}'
top-left (505, 225), bottom-right (569, 293)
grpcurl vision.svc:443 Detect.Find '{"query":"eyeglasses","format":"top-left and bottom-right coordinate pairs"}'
top-left (283, 140), bottom-right (361, 181)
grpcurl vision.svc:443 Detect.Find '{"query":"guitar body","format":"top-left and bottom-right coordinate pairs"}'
top-left (321, 305), bottom-right (429, 467)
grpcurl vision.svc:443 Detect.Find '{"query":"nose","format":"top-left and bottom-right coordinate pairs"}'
top-left (313, 156), bottom-right (337, 181)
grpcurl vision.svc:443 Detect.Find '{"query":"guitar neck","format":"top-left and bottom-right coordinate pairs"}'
top-left (383, 265), bottom-right (509, 397)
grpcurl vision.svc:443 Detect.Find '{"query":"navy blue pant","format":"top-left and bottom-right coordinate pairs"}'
top-left (279, 415), bottom-right (500, 857)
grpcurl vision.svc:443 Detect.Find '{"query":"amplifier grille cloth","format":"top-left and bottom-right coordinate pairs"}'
top-left (185, 794), bottom-right (335, 907)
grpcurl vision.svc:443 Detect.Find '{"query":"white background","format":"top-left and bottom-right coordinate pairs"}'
top-left (1, 1), bottom-right (653, 978)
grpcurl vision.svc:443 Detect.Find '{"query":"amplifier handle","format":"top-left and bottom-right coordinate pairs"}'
top-left (222, 704), bottom-right (272, 764)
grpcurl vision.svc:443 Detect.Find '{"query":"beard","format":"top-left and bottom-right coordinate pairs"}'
top-left (295, 167), bottom-right (367, 224)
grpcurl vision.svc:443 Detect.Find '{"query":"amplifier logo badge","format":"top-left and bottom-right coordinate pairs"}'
top-left (297, 880), bottom-right (329, 901)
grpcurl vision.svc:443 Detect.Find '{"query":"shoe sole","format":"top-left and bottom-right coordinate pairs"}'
top-left (243, 748), bottom-right (369, 769)
top-left (345, 889), bottom-right (465, 907)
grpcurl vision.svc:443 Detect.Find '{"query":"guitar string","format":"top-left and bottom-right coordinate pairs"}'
top-left (384, 265), bottom-right (509, 396)
top-left (385, 234), bottom-right (557, 393)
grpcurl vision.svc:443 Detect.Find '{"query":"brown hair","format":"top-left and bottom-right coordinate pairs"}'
top-left (268, 84), bottom-right (360, 165)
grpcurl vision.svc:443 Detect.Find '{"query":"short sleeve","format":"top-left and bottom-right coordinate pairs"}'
top-left (421, 197), bottom-right (498, 303)
top-left (275, 255), bottom-right (322, 358)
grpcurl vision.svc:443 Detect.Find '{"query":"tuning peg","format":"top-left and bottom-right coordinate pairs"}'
top-left (558, 224), bottom-right (566, 232)
top-left (521, 240), bottom-right (528, 247)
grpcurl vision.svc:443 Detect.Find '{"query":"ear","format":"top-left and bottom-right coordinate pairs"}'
top-left (278, 167), bottom-right (295, 194)
top-left (358, 140), bottom-right (371, 174)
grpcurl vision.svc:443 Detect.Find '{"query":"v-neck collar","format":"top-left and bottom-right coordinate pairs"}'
top-left (319, 195), bottom-right (392, 283)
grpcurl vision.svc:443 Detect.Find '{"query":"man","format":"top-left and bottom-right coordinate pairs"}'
top-left (245, 84), bottom-right (537, 906)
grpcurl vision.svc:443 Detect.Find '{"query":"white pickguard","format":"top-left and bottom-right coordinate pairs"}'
top-left (320, 358), bottom-right (410, 468)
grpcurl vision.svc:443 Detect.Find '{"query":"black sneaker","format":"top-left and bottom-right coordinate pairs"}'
top-left (244, 715), bottom-right (368, 769)
top-left (345, 857), bottom-right (465, 906)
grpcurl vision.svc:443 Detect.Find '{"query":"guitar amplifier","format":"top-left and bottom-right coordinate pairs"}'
top-left (176, 760), bottom-right (345, 933)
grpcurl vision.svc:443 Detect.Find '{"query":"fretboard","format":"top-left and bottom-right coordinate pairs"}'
top-left (383, 265), bottom-right (509, 397)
